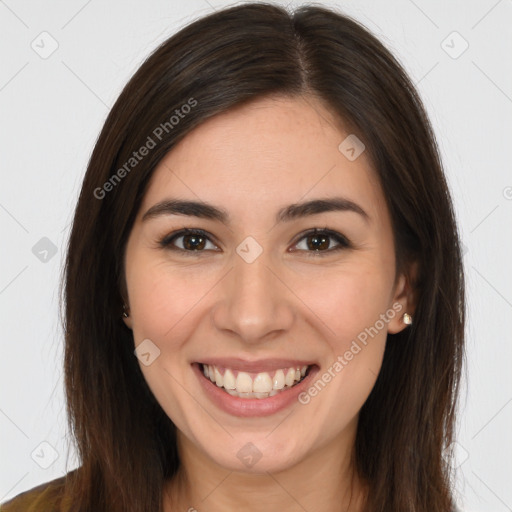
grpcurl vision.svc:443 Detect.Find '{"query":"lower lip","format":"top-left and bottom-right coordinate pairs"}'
top-left (192, 363), bottom-right (319, 417)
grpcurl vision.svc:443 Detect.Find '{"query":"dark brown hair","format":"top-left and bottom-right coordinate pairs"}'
top-left (12, 3), bottom-right (466, 511)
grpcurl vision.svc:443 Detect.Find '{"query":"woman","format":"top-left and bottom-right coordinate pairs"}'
top-left (1, 3), bottom-right (465, 511)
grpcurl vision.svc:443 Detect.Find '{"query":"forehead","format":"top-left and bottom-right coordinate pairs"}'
top-left (139, 95), bottom-right (387, 225)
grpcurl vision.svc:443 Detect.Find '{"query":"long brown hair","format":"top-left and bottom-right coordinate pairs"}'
top-left (56, 3), bottom-right (464, 511)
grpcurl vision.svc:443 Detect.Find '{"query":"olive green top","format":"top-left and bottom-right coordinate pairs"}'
top-left (1, 474), bottom-right (71, 512)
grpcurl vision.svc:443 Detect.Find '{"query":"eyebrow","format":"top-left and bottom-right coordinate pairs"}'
top-left (142, 197), bottom-right (370, 225)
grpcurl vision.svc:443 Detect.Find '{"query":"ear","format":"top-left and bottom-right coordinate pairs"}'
top-left (387, 261), bottom-right (418, 334)
top-left (123, 309), bottom-right (133, 330)
top-left (120, 275), bottom-right (133, 330)
top-left (121, 295), bottom-right (133, 330)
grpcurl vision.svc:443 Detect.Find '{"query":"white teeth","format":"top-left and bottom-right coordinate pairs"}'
top-left (201, 364), bottom-right (310, 397)
top-left (235, 371), bottom-right (253, 393)
top-left (273, 369), bottom-right (285, 390)
top-left (223, 369), bottom-right (236, 390)
top-left (285, 368), bottom-right (295, 387)
top-left (252, 372), bottom-right (273, 393)
top-left (214, 367), bottom-right (223, 387)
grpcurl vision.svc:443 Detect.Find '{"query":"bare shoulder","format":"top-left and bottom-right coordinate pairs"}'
top-left (0, 471), bottom-right (75, 512)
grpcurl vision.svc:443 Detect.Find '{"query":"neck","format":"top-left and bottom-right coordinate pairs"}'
top-left (163, 423), bottom-right (366, 512)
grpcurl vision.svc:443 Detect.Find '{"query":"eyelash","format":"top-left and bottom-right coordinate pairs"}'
top-left (158, 227), bottom-right (352, 257)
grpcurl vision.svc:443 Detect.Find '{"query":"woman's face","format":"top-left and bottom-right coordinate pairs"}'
top-left (123, 95), bottom-right (413, 474)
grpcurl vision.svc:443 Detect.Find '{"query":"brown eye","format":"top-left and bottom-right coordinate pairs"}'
top-left (293, 228), bottom-right (351, 255)
top-left (160, 229), bottom-right (218, 253)
top-left (305, 233), bottom-right (330, 251)
top-left (182, 233), bottom-right (207, 250)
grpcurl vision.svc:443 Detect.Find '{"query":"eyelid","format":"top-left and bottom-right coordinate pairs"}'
top-left (159, 228), bottom-right (220, 253)
top-left (289, 227), bottom-right (351, 255)
top-left (158, 227), bottom-right (352, 255)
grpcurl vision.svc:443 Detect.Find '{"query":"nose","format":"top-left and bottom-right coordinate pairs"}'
top-left (211, 252), bottom-right (295, 344)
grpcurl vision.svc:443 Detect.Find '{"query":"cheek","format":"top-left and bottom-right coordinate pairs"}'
top-left (294, 261), bottom-right (393, 350)
top-left (293, 262), bottom-right (391, 415)
top-left (126, 257), bottom-right (217, 342)
top-left (125, 259), bottom-right (215, 432)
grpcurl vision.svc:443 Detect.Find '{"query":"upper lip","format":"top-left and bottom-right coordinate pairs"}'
top-left (196, 358), bottom-right (316, 373)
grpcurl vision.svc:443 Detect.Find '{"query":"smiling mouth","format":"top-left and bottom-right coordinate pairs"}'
top-left (198, 362), bottom-right (313, 399)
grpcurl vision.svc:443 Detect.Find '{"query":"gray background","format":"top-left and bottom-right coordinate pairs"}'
top-left (1, 0), bottom-right (511, 510)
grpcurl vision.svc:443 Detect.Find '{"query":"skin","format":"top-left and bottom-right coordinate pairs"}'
top-left (122, 95), bottom-right (415, 511)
